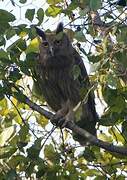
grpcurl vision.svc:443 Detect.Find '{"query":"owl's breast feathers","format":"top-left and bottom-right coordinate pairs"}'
top-left (35, 47), bottom-right (97, 141)
top-left (36, 52), bottom-right (81, 110)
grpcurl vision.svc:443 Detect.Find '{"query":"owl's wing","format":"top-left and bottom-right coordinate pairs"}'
top-left (73, 48), bottom-right (89, 87)
top-left (73, 48), bottom-right (98, 143)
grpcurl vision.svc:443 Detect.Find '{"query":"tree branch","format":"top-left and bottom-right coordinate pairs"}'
top-left (23, 97), bottom-right (127, 156)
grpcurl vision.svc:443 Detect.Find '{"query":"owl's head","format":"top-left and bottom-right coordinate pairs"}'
top-left (35, 23), bottom-right (73, 59)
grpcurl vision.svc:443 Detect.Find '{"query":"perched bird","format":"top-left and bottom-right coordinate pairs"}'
top-left (33, 23), bottom-right (98, 144)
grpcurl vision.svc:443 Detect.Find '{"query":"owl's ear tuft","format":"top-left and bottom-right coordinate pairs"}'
top-left (56, 22), bottom-right (63, 34)
top-left (35, 27), bottom-right (46, 40)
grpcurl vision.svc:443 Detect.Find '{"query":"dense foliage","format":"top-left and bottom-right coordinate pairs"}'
top-left (0, 0), bottom-right (127, 179)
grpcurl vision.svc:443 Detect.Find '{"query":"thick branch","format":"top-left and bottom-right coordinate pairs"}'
top-left (25, 97), bottom-right (127, 156)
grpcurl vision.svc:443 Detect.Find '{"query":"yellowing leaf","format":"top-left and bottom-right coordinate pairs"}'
top-left (14, 112), bottom-right (22, 124)
top-left (47, 0), bottom-right (62, 5)
top-left (108, 127), bottom-right (125, 144)
top-left (0, 109), bottom-right (10, 116)
top-left (98, 132), bottom-right (113, 142)
top-left (74, 101), bottom-right (82, 121)
top-left (19, 31), bottom-right (27, 38)
top-left (12, 97), bottom-right (18, 106)
top-left (0, 125), bottom-right (16, 146)
top-left (0, 98), bottom-right (8, 115)
top-left (45, 5), bottom-right (62, 17)
top-left (26, 37), bottom-right (40, 53)
top-left (119, 78), bottom-right (126, 87)
top-left (36, 115), bottom-right (48, 127)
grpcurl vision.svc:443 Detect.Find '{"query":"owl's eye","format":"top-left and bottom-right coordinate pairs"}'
top-left (42, 41), bottom-right (49, 47)
top-left (55, 40), bottom-right (61, 45)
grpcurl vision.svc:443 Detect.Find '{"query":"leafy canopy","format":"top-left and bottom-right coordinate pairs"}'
top-left (0, 0), bottom-right (127, 179)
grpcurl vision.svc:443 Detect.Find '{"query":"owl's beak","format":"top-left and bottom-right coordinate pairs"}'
top-left (49, 46), bottom-right (54, 56)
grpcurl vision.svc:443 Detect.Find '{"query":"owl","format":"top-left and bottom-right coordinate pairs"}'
top-left (34, 23), bottom-right (98, 144)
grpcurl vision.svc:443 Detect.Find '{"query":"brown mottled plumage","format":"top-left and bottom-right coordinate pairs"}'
top-left (34, 23), bottom-right (98, 144)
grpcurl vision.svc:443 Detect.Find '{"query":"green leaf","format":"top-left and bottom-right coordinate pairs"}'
top-left (114, 49), bottom-right (127, 67)
top-left (0, 22), bottom-right (10, 35)
top-left (102, 87), bottom-right (117, 107)
top-left (8, 155), bottom-right (28, 168)
top-left (9, 68), bottom-right (22, 82)
top-left (6, 27), bottom-right (16, 40)
top-left (0, 85), bottom-right (5, 100)
top-left (88, 54), bottom-right (102, 63)
top-left (122, 121), bottom-right (127, 139)
top-left (0, 146), bottom-right (17, 158)
top-left (26, 52), bottom-right (38, 67)
top-left (117, 27), bottom-right (127, 43)
top-left (99, 112), bottom-right (119, 126)
top-left (90, 0), bottom-right (101, 11)
top-left (74, 31), bottom-right (86, 42)
top-left (102, 162), bottom-right (117, 175)
top-left (0, 49), bottom-right (9, 59)
top-left (106, 73), bottom-right (118, 88)
top-left (47, 0), bottom-right (62, 5)
top-left (0, 125), bottom-right (16, 146)
top-left (66, 0), bottom-right (78, 11)
top-left (7, 38), bottom-right (27, 52)
top-left (94, 176), bottom-right (107, 180)
top-left (0, 36), bottom-right (6, 46)
top-left (0, 9), bottom-right (16, 23)
top-left (13, 91), bottom-right (27, 103)
top-left (85, 169), bottom-right (101, 177)
top-left (0, 49), bottom-right (12, 65)
top-left (15, 24), bottom-right (28, 36)
top-left (44, 144), bottom-right (60, 163)
top-left (83, 147), bottom-right (96, 161)
top-left (19, 0), bottom-right (27, 3)
top-left (7, 39), bottom-right (26, 62)
top-left (37, 8), bottom-right (44, 26)
top-left (18, 61), bottom-right (31, 76)
top-left (25, 9), bottom-right (35, 22)
top-left (111, 96), bottom-right (125, 113)
top-left (79, 9), bottom-right (88, 16)
top-left (27, 138), bottom-right (42, 159)
top-left (5, 169), bottom-right (17, 180)
top-left (36, 166), bottom-right (47, 178)
top-left (45, 5), bottom-right (62, 17)
top-left (116, 175), bottom-right (127, 180)
top-left (19, 125), bottom-right (29, 142)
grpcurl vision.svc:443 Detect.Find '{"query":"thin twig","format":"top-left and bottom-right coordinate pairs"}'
top-left (6, 95), bottom-right (38, 139)
top-left (41, 126), bottom-right (57, 148)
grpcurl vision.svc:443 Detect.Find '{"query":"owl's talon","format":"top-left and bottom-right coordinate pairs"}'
top-left (51, 115), bottom-right (68, 128)
top-left (51, 115), bottom-right (71, 128)
top-left (57, 118), bottom-right (66, 128)
top-left (51, 114), bottom-right (64, 127)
